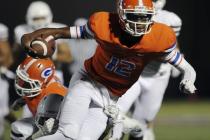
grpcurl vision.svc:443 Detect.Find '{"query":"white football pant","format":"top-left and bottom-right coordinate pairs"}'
top-left (10, 117), bottom-right (34, 140)
top-left (36, 68), bottom-right (119, 140)
top-left (117, 63), bottom-right (171, 139)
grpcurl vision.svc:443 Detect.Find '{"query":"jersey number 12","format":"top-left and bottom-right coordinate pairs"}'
top-left (105, 56), bottom-right (136, 77)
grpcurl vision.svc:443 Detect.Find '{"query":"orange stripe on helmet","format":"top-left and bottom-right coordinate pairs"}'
top-left (122, 0), bottom-right (153, 9)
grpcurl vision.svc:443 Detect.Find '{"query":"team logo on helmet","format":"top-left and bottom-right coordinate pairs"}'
top-left (41, 68), bottom-right (53, 79)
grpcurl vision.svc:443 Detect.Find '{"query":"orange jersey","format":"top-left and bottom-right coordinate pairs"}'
top-left (84, 12), bottom-right (176, 96)
top-left (24, 80), bottom-right (67, 116)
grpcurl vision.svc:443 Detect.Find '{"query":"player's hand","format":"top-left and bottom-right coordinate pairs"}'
top-left (21, 30), bottom-right (52, 58)
top-left (179, 79), bottom-right (197, 94)
top-left (104, 105), bottom-right (120, 121)
top-left (11, 98), bottom-right (26, 111)
top-left (42, 118), bottom-right (55, 134)
top-left (31, 118), bottom-right (56, 140)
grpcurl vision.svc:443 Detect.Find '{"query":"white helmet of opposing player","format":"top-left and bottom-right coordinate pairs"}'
top-left (153, 0), bottom-right (166, 10)
top-left (26, 1), bottom-right (53, 30)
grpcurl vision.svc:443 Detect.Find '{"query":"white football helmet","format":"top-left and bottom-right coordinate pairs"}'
top-left (118, 0), bottom-right (155, 36)
top-left (153, 0), bottom-right (166, 10)
top-left (26, 1), bottom-right (53, 30)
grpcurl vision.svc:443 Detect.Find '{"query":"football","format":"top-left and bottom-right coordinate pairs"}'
top-left (30, 35), bottom-right (56, 58)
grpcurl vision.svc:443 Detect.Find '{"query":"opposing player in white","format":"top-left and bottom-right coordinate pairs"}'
top-left (116, 0), bottom-right (184, 139)
top-left (68, 18), bottom-right (97, 74)
top-left (0, 23), bottom-right (14, 139)
top-left (13, 1), bottom-right (72, 118)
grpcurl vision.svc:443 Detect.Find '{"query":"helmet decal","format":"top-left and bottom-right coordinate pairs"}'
top-left (41, 67), bottom-right (53, 79)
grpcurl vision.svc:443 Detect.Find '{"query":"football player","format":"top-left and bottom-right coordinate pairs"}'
top-left (115, 0), bottom-right (183, 139)
top-left (0, 23), bottom-right (13, 68)
top-left (0, 23), bottom-right (14, 139)
top-left (21, 0), bottom-right (197, 139)
top-left (10, 56), bottom-right (67, 140)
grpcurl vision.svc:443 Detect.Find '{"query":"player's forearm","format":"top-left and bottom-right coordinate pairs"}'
top-left (175, 58), bottom-right (196, 83)
top-left (163, 49), bottom-right (197, 94)
top-left (21, 27), bottom-right (70, 49)
top-left (163, 49), bottom-right (196, 83)
top-left (31, 27), bottom-right (71, 39)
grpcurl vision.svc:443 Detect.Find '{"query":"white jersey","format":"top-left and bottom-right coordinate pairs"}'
top-left (0, 67), bottom-right (13, 122)
top-left (153, 9), bottom-right (182, 36)
top-left (142, 9), bottom-right (182, 75)
top-left (69, 39), bottom-right (97, 73)
top-left (0, 23), bottom-right (8, 41)
top-left (14, 22), bottom-right (67, 45)
top-left (0, 71), bottom-right (9, 137)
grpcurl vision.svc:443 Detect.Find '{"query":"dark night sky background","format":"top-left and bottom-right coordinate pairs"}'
top-left (1, 0), bottom-right (209, 99)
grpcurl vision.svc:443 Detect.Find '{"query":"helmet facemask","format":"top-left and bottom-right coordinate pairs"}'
top-left (118, 0), bottom-right (155, 36)
top-left (15, 66), bottom-right (42, 97)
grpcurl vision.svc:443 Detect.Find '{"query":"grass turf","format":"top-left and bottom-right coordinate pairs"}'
top-left (3, 100), bottom-right (210, 140)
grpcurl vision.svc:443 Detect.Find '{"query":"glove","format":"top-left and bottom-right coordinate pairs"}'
top-left (104, 105), bottom-right (120, 121)
top-left (31, 118), bottom-right (55, 140)
top-left (41, 118), bottom-right (55, 134)
top-left (11, 98), bottom-right (26, 111)
top-left (179, 79), bottom-right (197, 94)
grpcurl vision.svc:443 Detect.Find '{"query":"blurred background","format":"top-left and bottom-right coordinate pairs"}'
top-left (0, 0), bottom-right (210, 140)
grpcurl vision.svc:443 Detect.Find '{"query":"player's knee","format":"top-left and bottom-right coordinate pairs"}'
top-left (11, 122), bottom-right (24, 140)
top-left (11, 122), bottom-right (22, 134)
top-left (11, 120), bottom-right (33, 140)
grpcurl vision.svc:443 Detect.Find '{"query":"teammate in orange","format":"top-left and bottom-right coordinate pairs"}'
top-left (21, 0), bottom-right (197, 139)
top-left (10, 56), bottom-right (67, 140)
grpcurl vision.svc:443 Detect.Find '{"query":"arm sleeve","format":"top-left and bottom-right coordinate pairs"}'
top-left (163, 48), bottom-right (196, 83)
top-left (69, 23), bottom-right (94, 39)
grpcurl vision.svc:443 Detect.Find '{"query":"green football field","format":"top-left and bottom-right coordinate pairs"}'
top-left (153, 100), bottom-right (210, 140)
top-left (3, 100), bottom-right (210, 140)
